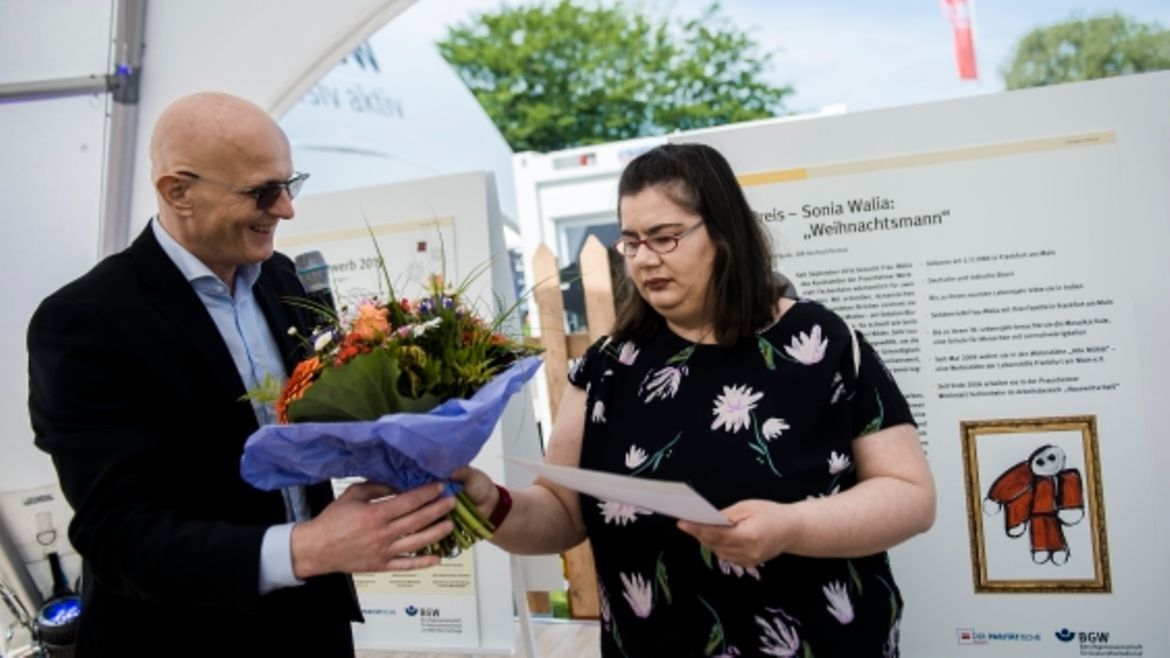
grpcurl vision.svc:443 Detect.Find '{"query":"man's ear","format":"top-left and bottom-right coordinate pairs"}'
top-left (156, 174), bottom-right (194, 215)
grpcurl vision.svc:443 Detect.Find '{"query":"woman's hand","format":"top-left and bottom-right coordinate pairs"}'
top-left (450, 466), bottom-right (499, 520)
top-left (677, 499), bottom-right (800, 568)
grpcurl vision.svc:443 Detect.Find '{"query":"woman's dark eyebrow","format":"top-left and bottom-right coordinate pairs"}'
top-left (620, 221), bottom-right (686, 236)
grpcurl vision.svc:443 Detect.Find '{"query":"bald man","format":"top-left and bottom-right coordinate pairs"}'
top-left (28, 92), bottom-right (455, 656)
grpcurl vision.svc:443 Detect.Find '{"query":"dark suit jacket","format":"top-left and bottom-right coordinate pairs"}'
top-left (28, 226), bottom-right (361, 656)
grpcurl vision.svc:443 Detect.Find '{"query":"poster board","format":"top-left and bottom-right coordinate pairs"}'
top-left (677, 72), bottom-right (1170, 657)
top-left (278, 171), bottom-right (526, 653)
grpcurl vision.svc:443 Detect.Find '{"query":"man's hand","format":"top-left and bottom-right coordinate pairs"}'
top-left (290, 482), bottom-right (456, 579)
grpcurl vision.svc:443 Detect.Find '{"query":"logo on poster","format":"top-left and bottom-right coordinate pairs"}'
top-left (955, 628), bottom-right (1041, 645)
top-left (1055, 628), bottom-right (1076, 642)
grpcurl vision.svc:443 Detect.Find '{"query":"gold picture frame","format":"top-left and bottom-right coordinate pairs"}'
top-left (961, 415), bottom-right (1110, 593)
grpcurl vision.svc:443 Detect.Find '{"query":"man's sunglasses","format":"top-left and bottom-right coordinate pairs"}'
top-left (178, 171), bottom-right (310, 210)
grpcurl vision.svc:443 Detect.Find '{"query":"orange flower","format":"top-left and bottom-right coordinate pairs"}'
top-left (276, 356), bottom-right (323, 423)
top-left (352, 303), bottom-right (389, 341)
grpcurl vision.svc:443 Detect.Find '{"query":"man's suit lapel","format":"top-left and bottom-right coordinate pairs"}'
top-left (253, 274), bottom-right (305, 377)
top-left (128, 227), bottom-right (256, 432)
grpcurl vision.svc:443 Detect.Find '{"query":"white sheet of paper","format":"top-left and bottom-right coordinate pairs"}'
top-left (504, 456), bottom-right (732, 526)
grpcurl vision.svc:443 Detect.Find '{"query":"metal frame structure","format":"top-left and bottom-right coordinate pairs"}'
top-left (0, 0), bottom-right (147, 259)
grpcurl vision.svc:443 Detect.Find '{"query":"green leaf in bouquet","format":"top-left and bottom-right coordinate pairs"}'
top-left (287, 350), bottom-right (438, 421)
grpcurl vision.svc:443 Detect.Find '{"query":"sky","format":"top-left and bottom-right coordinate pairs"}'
top-left (392, 0), bottom-right (1170, 115)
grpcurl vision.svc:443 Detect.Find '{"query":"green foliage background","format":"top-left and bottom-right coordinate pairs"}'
top-left (1002, 13), bottom-right (1170, 89)
top-left (437, 1), bottom-right (791, 152)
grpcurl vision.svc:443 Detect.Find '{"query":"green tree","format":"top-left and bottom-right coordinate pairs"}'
top-left (1002, 13), bottom-right (1170, 90)
top-left (437, 1), bottom-right (791, 152)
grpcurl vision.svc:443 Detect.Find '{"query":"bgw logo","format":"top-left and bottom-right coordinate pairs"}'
top-left (1054, 628), bottom-right (1111, 644)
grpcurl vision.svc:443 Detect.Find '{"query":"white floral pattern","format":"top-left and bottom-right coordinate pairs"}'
top-left (823, 581), bottom-right (854, 624)
top-left (785, 324), bottom-right (828, 365)
top-left (569, 302), bottom-right (909, 655)
top-left (598, 501), bottom-right (651, 526)
top-left (711, 384), bottom-right (764, 433)
top-left (618, 341), bottom-right (640, 365)
top-left (620, 572), bottom-right (654, 618)
top-left (640, 366), bottom-right (685, 402)
top-left (762, 417), bottom-right (790, 441)
top-left (624, 445), bottom-right (648, 469)
top-left (756, 614), bottom-right (801, 657)
top-left (717, 557), bottom-right (761, 580)
top-left (591, 399), bottom-right (606, 423)
top-left (830, 371), bottom-right (845, 404)
top-left (827, 451), bottom-right (851, 475)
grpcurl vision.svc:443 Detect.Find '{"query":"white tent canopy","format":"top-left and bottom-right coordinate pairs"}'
top-left (0, 0), bottom-right (418, 494)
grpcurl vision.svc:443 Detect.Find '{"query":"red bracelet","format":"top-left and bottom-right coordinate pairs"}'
top-left (488, 484), bottom-right (512, 529)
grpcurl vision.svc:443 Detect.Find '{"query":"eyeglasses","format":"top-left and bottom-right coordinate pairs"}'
top-left (178, 171), bottom-right (310, 210)
top-left (612, 222), bottom-right (705, 258)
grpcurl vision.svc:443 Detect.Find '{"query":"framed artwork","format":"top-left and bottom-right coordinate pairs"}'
top-left (961, 415), bottom-right (1110, 593)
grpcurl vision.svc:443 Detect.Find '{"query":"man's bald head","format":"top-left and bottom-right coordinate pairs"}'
top-left (150, 92), bottom-right (289, 183)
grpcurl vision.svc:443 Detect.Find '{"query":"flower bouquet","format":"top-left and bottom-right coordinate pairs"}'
top-left (241, 262), bottom-right (542, 558)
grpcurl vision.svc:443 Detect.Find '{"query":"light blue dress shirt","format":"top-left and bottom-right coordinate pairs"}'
top-left (151, 220), bottom-right (307, 594)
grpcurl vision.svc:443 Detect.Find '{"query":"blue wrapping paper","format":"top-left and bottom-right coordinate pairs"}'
top-left (241, 356), bottom-right (542, 491)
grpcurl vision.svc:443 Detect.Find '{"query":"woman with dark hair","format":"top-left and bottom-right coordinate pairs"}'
top-left (456, 143), bottom-right (935, 657)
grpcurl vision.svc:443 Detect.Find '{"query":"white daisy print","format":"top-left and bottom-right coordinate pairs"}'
top-left (756, 614), bottom-right (800, 657)
top-left (598, 501), bottom-right (651, 526)
top-left (785, 324), bottom-right (828, 365)
top-left (640, 366), bottom-right (684, 402)
top-left (618, 341), bottom-right (640, 365)
top-left (761, 417), bottom-right (790, 441)
top-left (717, 557), bottom-right (762, 580)
top-left (711, 384), bottom-right (764, 433)
top-left (620, 572), bottom-right (654, 618)
top-left (827, 451), bottom-right (852, 475)
top-left (591, 399), bottom-right (606, 423)
top-left (823, 581), bottom-right (854, 624)
top-left (625, 445), bottom-right (648, 469)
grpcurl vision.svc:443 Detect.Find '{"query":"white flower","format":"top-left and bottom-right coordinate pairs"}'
top-left (785, 324), bottom-right (828, 365)
top-left (313, 332), bottom-right (333, 351)
top-left (711, 384), bottom-right (764, 433)
top-left (756, 614), bottom-right (800, 657)
top-left (823, 581), bottom-right (854, 624)
top-left (287, 326), bottom-right (298, 336)
top-left (410, 316), bottom-right (442, 337)
top-left (618, 341), bottom-right (640, 365)
top-left (591, 400), bottom-right (606, 423)
top-left (598, 501), bottom-right (651, 526)
top-left (827, 451), bottom-right (852, 475)
top-left (762, 417), bottom-right (790, 441)
top-left (620, 572), bottom-right (654, 618)
top-left (625, 445), bottom-right (648, 469)
top-left (640, 366), bottom-right (684, 402)
top-left (717, 557), bottom-right (761, 580)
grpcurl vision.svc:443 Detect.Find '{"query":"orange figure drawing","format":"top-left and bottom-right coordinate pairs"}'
top-left (983, 444), bottom-right (1085, 565)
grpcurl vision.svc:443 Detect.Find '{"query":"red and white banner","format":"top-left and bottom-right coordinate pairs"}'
top-left (941, 0), bottom-right (978, 80)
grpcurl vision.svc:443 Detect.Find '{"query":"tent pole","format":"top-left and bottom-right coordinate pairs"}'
top-left (100, 0), bottom-right (148, 257)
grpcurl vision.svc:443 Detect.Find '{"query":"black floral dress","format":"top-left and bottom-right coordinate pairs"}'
top-left (569, 299), bottom-right (915, 658)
